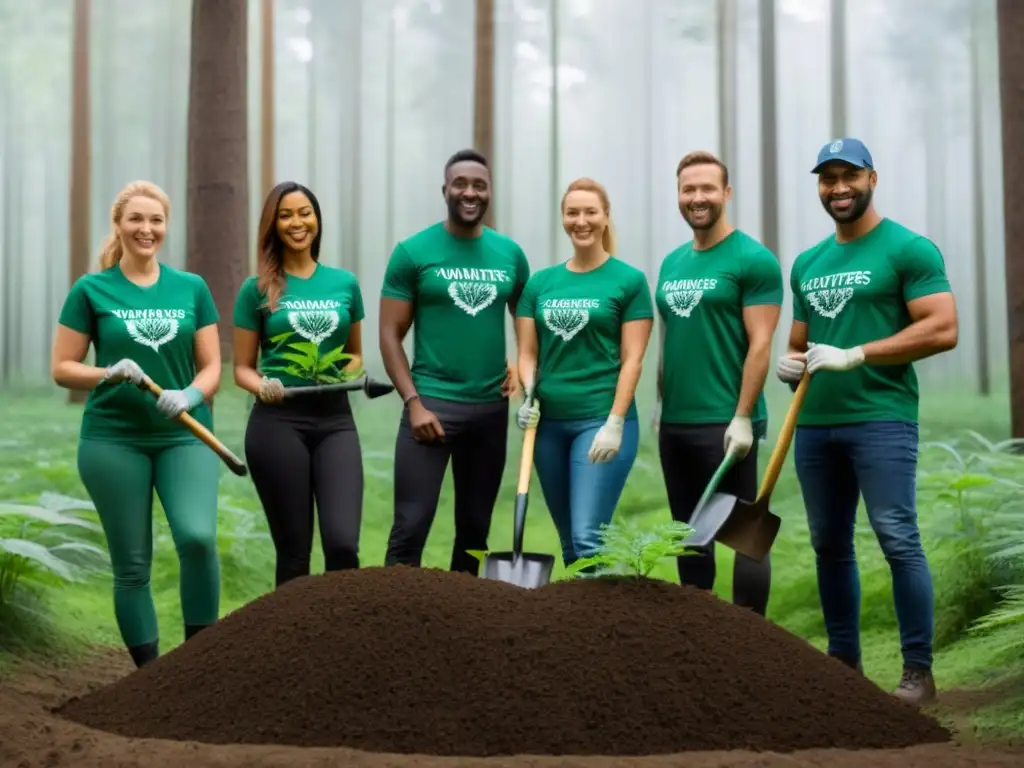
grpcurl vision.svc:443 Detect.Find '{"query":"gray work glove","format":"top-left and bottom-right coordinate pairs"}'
top-left (103, 358), bottom-right (145, 386)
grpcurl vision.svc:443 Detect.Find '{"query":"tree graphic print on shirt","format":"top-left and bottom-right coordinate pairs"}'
top-left (661, 278), bottom-right (717, 320)
top-left (261, 299), bottom-right (360, 385)
top-left (112, 309), bottom-right (185, 352)
top-left (437, 267), bottom-right (504, 317)
top-left (800, 270), bottom-right (870, 320)
top-left (541, 298), bottom-right (597, 342)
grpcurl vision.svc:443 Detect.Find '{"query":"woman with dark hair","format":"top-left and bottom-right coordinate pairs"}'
top-left (233, 181), bottom-right (366, 586)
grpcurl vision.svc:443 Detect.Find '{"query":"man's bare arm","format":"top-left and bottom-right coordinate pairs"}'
top-left (860, 292), bottom-right (958, 365)
top-left (735, 304), bottom-right (780, 417)
top-left (379, 297), bottom-right (417, 402)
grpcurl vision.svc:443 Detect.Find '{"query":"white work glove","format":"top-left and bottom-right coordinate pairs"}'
top-left (805, 341), bottom-right (865, 374)
top-left (776, 354), bottom-right (805, 384)
top-left (258, 376), bottom-right (286, 404)
top-left (723, 415), bottom-right (753, 460)
top-left (156, 386), bottom-right (205, 419)
top-left (103, 358), bottom-right (145, 386)
top-left (588, 414), bottom-right (624, 464)
top-left (516, 394), bottom-right (540, 429)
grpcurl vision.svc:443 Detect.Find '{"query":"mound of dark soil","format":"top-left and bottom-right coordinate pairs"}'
top-left (58, 566), bottom-right (951, 757)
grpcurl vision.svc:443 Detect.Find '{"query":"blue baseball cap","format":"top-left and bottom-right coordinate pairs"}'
top-left (811, 138), bottom-right (874, 173)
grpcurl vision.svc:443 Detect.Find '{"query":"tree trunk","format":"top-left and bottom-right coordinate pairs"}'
top-left (997, 0), bottom-right (1024, 437)
top-left (473, 0), bottom-right (495, 229)
top-left (830, 0), bottom-right (846, 138)
top-left (186, 0), bottom-right (250, 365)
top-left (759, 0), bottom-right (779, 257)
top-left (68, 0), bottom-right (91, 403)
top-left (971, 1), bottom-right (990, 395)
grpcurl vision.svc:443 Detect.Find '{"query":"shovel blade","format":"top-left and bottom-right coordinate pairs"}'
top-left (481, 552), bottom-right (555, 589)
top-left (715, 498), bottom-right (782, 563)
top-left (682, 492), bottom-right (740, 548)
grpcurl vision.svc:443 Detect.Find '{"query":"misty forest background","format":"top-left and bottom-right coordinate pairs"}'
top-left (1, 0), bottom-right (1024, 746)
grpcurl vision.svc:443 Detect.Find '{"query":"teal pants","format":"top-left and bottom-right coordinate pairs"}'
top-left (77, 438), bottom-right (221, 650)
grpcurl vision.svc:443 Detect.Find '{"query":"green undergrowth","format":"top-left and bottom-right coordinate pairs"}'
top-left (0, 378), bottom-right (1022, 744)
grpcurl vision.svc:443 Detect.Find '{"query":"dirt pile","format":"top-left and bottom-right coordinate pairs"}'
top-left (58, 566), bottom-right (952, 757)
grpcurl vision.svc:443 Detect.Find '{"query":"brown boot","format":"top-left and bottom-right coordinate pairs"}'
top-left (892, 666), bottom-right (937, 706)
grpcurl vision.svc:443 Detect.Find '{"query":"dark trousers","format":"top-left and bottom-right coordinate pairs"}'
top-left (385, 394), bottom-right (509, 575)
top-left (244, 392), bottom-right (364, 587)
top-left (657, 421), bottom-right (771, 616)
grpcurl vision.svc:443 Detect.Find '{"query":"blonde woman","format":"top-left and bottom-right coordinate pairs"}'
top-left (515, 178), bottom-right (654, 568)
top-left (51, 181), bottom-right (222, 668)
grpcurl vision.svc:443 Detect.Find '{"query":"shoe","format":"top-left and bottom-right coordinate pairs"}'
top-left (892, 665), bottom-right (937, 706)
top-left (127, 639), bottom-right (159, 669)
top-left (185, 623), bottom-right (211, 641)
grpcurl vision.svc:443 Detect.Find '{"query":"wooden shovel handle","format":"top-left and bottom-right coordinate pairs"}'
top-left (757, 371), bottom-right (810, 501)
top-left (139, 377), bottom-right (247, 476)
top-left (517, 425), bottom-right (537, 495)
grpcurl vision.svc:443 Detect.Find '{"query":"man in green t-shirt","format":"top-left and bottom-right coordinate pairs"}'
top-left (379, 149), bottom-right (531, 575)
top-left (776, 138), bottom-right (958, 706)
top-left (654, 151), bottom-right (782, 617)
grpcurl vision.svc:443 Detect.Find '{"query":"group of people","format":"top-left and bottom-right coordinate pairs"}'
top-left (50, 137), bottom-right (957, 710)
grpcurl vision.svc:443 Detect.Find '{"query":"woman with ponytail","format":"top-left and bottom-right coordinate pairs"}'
top-left (513, 178), bottom-right (654, 568)
top-left (51, 180), bottom-right (223, 669)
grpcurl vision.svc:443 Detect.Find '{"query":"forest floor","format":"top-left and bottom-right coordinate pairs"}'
top-left (0, 380), bottom-right (1022, 765)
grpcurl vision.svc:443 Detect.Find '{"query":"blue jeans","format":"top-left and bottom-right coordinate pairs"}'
top-left (794, 420), bottom-right (934, 670)
top-left (533, 416), bottom-right (640, 567)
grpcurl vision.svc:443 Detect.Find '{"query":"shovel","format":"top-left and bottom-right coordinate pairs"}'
top-left (681, 370), bottom-right (811, 563)
top-left (282, 373), bottom-right (395, 399)
top-left (138, 375), bottom-right (249, 477)
top-left (481, 399), bottom-right (555, 588)
top-left (681, 443), bottom-right (745, 548)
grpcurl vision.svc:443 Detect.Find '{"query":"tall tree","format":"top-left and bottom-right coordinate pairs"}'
top-left (473, 0), bottom-right (495, 229)
top-left (997, 0), bottom-right (1024, 436)
top-left (759, 0), bottom-right (779, 257)
top-left (68, 0), bottom-right (91, 403)
top-left (186, 0), bottom-right (250, 364)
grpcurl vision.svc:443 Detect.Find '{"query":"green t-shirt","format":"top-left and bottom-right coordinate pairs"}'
top-left (516, 256), bottom-right (654, 421)
top-left (380, 222), bottom-right (530, 403)
top-left (233, 263), bottom-right (365, 388)
top-left (57, 263), bottom-right (219, 446)
top-left (790, 217), bottom-right (952, 426)
top-left (655, 229), bottom-right (783, 426)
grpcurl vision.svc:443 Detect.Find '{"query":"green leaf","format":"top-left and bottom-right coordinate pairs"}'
top-left (0, 538), bottom-right (79, 581)
top-left (268, 331), bottom-right (293, 345)
top-left (287, 341), bottom-right (320, 358)
top-left (280, 351), bottom-right (316, 368)
top-left (0, 503), bottom-right (102, 532)
top-left (317, 345), bottom-right (352, 368)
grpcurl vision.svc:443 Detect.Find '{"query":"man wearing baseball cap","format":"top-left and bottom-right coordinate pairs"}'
top-left (775, 137), bottom-right (959, 706)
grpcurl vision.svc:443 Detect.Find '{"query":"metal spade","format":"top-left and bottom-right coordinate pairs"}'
top-left (681, 371), bottom-right (810, 563)
top-left (481, 399), bottom-right (555, 588)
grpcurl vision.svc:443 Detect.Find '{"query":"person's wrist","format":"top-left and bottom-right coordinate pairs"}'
top-left (606, 414), bottom-right (625, 428)
top-left (849, 345), bottom-right (866, 365)
top-left (183, 386), bottom-right (205, 409)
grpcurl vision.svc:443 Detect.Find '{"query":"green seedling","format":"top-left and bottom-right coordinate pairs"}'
top-left (564, 517), bottom-right (697, 580)
top-left (260, 331), bottom-right (363, 385)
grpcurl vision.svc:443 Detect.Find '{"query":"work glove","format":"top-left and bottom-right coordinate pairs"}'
top-left (588, 414), bottom-right (624, 464)
top-left (723, 415), bottom-right (753, 460)
top-left (258, 376), bottom-right (286, 404)
top-left (805, 341), bottom-right (865, 374)
top-left (516, 387), bottom-right (540, 430)
top-left (776, 354), bottom-right (805, 384)
top-left (156, 386), bottom-right (205, 419)
top-left (103, 358), bottom-right (145, 386)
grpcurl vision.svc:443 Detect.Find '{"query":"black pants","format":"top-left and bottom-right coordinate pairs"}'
top-left (385, 394), bottom-right (508, 575)
top-left (657, 421), bottom-right (771, 616)
top-left (244, 391), bottom-right (363, 587)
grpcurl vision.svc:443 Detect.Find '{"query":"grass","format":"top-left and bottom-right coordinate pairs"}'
top-left (0, 376), bottom-right (1022, 745)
